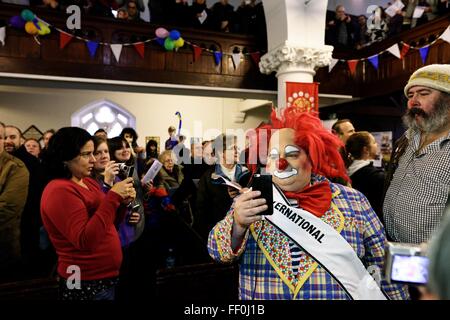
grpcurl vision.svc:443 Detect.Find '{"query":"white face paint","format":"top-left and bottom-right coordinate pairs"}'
top-left (266, 129), bottom-right (312, 192)
top-left (270, 146), bottom-right (300, 179)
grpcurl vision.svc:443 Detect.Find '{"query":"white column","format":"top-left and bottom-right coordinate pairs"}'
top-left (260, 0), bottom-right (334, 110)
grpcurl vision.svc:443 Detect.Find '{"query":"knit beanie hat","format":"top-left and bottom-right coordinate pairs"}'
top-left (404, 64), bottom-right (450, 97)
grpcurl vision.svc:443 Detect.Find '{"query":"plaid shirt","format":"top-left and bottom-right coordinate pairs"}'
top-left (384, 129), bottom-right (450, 243)
top-left (208, 175), bottom-right (409, 300)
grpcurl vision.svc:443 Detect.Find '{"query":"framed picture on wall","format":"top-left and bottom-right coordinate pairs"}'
top-left (145, 136), bottom-right (161, 156)
top-left (371, 131), bottom-right (392, 168)
top-left (22, 125), bottom-right (43, 141)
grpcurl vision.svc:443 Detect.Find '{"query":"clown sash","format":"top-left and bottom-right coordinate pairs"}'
top-left (264, 185), bottom-right (388, 300)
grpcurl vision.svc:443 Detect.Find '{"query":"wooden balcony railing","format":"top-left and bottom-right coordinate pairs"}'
top-left (1, 3), bottom-right (449, 99)
top-left (0, 3), bottom-right (276, 91)
top-left (315, 13), bottom-right (450, 98)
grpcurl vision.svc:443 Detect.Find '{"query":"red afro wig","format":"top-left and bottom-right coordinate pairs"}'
top-left (258, 107), bottom-right (349, 183)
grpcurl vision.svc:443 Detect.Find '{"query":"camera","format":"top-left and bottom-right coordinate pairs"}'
top-left (118, 163), bottom-right (135, 178)
top-left (385, 242), bottom-right (429, 285)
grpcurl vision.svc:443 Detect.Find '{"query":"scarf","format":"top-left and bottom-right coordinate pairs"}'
top-left (284, 180), bottom-right (332, 217)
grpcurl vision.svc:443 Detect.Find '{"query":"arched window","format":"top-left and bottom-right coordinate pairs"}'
top-left (71, 99), bottom-right (135, 137)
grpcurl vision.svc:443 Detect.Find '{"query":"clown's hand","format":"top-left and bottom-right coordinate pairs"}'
top-left (232, 189), bottom-right (267, 236)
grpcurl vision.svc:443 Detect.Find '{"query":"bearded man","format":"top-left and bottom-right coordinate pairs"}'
top-left (384, 64), bottom-right (450, 244)
top-left (207, 107), bottom-right (408, 300)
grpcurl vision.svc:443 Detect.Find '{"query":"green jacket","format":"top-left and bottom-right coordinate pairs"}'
top-left (0, 151), bottom-right (29, 264)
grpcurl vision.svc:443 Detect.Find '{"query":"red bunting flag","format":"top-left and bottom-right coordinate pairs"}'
top-left (250, 52), bottom-right (260, 66)
top-left (347, 60), bottom-right (358, 76)
top-left (400, 43), bottom-right (410, 59)
top-left (134, 42), bottom-right (145, 58)
top-left (193, 45), bottom-right (202, 62)
top-left (286, 82), bottom-right (319, 113)
top-left (59, 32), bottom-right (73, 50)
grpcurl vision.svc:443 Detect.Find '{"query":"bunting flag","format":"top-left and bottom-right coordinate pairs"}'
top-left (347, 60), bottom-right (358, 76)
top-left (213, 51), bottom-right (222, 66)
top-left (387, 44), bottom-right (401, 59)
top-left (87, 40), bottom-right (99, 58)
top-left (439, 26), bottom-right (450, 44)
top-left (110, 44), bottom-right (123, 62)
top-left (155, 37), bottom-right (165, 46)
top-left (400, 43), bottom-right (410, 59)
top-left (193, 45), bottom-right (202, 62)
top-left (0, 26), bottom-right (5, 46)
top-left (6, 11), bottom-right (450, 73)
top-left (59, 32), bottom-right (73, 49)
top-left (329, 58), bottom-right (339, 72)
top-left (232, 53), bottom-right (241, 69)
top-left (286, 82), bottom-right (319, 113)
top-left (419, 45), bottom-right (430, 64)
top-left (368, 55), bottom-right (379, 70)
top-left (134, 42), bottom-right (145, 58)
top-left (250, 52), bottom-right (260, 66)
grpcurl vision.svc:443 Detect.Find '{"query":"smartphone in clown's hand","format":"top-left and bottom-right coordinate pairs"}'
top-left (251, 174), bottom-right (273, 215)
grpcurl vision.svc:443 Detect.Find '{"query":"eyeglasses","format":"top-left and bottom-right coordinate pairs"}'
top-left (79, 151), bottom-right (94, 159)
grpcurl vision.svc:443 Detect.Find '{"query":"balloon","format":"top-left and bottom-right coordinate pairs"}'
top-left (32, 18), bottom-right (41, 31)
top-left (21, 9), bottom-right (35, 22)
top-left (25, 21), bottom-right (39, 35)
top-left (174, 37), bottom-right (184, 48)
top-left (37, 21), bottom-right (50, 36)
top-left (155, 27), bottom-right (169, 38)
top-left (164, 37), bottom-right (175, 51)
top-left (169, 30), bottom-right (180, 41)
top-left (9, 15), bottom-right (26, 29)
top-left (155, 37), bottom-right (165, 46)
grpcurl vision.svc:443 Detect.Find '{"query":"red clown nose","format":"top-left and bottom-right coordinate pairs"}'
top-left (276, 158), bottom-right (289, 171)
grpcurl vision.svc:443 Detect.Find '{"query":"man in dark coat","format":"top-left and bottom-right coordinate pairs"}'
top-left (0, 122), bottom-right (29, 282)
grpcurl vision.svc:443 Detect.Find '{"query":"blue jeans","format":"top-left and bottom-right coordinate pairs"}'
top-left (93, 286), bottom-right (116, 301)
top-left (59, 277), bottom-right (118, 300)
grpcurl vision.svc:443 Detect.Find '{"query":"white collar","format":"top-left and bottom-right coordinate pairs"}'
top-left (347, 159), bottom-right (371, 176)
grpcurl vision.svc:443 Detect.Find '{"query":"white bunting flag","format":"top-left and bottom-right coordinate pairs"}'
top-left (387, 44), bottom-right (401, 59)
top-left (110, 44), bottom-right (123, 62)
top-left (232, 53), bottom-right (241, 69)
top-left (439, 26), bottom-right (450, 44)
top-left (0, 27), bottom-right (5, 46)
top-left (328, 58), bottom-right (338, 72)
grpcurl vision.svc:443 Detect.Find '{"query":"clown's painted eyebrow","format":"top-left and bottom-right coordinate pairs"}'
top-left (285, 145), bottom-right (300, 154)
top-left (269, 148), bottom-right (279, 157)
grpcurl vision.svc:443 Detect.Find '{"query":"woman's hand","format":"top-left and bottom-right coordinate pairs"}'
top-left (128, 212), bottom-right (141, 225)
top-left (111, 177), bottom-right (135, 203)
top-left (142, 180), bottom-right (153, 191)
top-left (104, 161), bottom-right (119, 186)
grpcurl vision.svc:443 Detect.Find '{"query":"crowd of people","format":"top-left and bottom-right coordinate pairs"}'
top-left (326, 1), bottom-right (450, 50)
top-left (1, 0), bottom-right (267, 39)
top-left (1, 60), bottom-right (450, 300)
top-left (4, 0), bottom-right (450, 55)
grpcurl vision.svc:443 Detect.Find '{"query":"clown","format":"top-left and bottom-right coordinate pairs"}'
top-left (207, 107), bottom-right (408, 300)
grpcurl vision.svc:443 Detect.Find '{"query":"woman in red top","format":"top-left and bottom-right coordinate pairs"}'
top-left (40, 127), bottom-right (135, 300)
